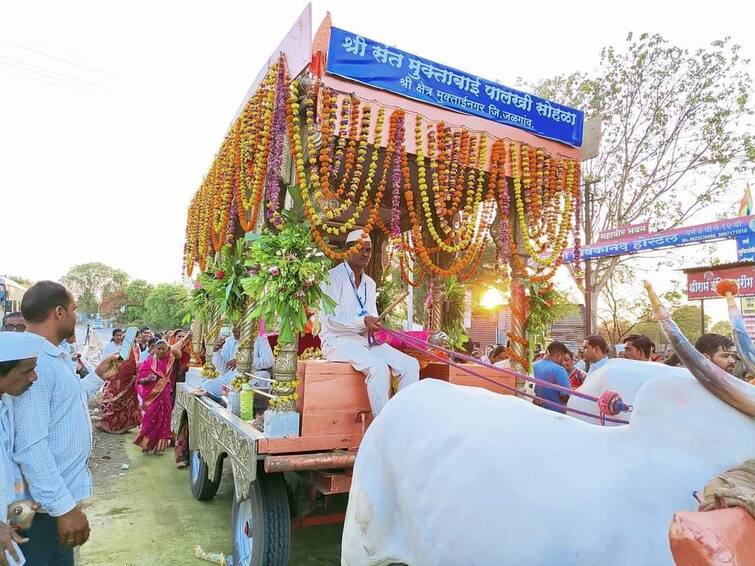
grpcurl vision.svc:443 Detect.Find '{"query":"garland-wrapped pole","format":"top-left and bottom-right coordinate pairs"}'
top-left (235, 296), bottom-right (257, 376)
top-left (431, 278), bottom-right (444, 332)
top-left (202, 302), bottom-right (222, 377)
top-left (271, 340), bottom-right (299, 412)
top-left (190, 318), bottom-right (205, 367)
top-left (508, 200), bottom-right (529, 389)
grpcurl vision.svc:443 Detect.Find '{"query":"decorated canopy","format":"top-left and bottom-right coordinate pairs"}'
top-left (183, 8), bottom-right (587, 371)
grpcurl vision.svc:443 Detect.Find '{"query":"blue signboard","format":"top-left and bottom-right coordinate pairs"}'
top-left (563, 216), bottom-right (755, 262)
top-left (326, 27), bottom-right (584, 147)
top-left (736, 231), bottom-right (755, 261)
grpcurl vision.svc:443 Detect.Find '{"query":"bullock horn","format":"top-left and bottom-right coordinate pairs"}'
top-left (643, 281), bottom-right (755, 418)
top-left (723, 292), bottom-right (755, 377)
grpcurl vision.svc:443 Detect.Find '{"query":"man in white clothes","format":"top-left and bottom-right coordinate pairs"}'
top-left (0, 331), bottom-right (44, 565)
top-left (221, 325), bottom-right (239, 370)
top-left (319, 229), bottom-right (419, 417)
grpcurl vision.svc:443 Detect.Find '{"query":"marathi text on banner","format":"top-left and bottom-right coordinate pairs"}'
top-left (326, 27), bottom-right (584, 148)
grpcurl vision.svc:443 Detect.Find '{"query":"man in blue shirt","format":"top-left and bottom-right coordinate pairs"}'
top-left (15, 281), bottom-right (102, 565)
top-left (533, 341), bottom-right (572, 413)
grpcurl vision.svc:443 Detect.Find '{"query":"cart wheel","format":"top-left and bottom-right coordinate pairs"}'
top-left (189, 449), bottom-right (221, 501)
top-left (231, 469), bottom-right (290, 566)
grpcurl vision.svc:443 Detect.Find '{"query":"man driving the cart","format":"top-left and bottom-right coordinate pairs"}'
top-left (319, 229), bottom-right (420, 416)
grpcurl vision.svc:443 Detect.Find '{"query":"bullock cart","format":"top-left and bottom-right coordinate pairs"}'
top-left (176, 3), bottom-right (589, 563)
top-left (171, 356), bottom-right (515, 564)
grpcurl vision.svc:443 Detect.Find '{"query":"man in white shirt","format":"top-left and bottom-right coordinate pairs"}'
top-left (583, 334), bottom-right (610, 373)
top-left (211, 336), bottom-right (228, 374)
top-left (210, 325), bottom-right (241, 374)
top-left (14, 281), bottom-right (103, 565)
top-left (221, 326), bottom-right (239, 370)
top-left (320, 230), bottom-right (419, 417)
top-left (200, 334), bottom-right (275, 400)
top-left (0, 331), bottom-right (44, 565)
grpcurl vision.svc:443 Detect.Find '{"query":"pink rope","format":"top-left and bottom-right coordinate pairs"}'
top-left (380, 328), bottom-right (607, 403)
top-left (376, 329), bottom-right (630, 425)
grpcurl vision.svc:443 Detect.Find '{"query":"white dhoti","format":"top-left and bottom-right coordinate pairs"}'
top-left (323, 336), bottom-right (420, 416)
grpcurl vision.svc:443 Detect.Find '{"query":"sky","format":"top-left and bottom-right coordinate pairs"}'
top-left (1, 0), bottom-right (753, 321)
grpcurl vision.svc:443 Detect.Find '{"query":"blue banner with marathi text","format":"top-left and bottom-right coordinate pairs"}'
top-left (563, 216), bottom-right (755, 262)
top-left (326, 27), bottom-right (584, 147)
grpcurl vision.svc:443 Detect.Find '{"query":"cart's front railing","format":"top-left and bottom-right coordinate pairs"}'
top-left (172, 383), bottom-right (266, 501)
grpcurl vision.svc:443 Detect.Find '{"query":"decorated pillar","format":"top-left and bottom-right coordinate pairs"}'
top-left (235, 298), bottom-right (256, 376)
top-left (426, 277), bottom-right (444, 332)
top-left (271, 340), bottom-right (299, 412)
top-left (202, 302), bottom-right (222, 377)
top-left (508, 183), bottom-right (530, 389)
top-left (189, 318), bottom-right (205, 366)
top-left (508, 278), bottom-right (528, 379)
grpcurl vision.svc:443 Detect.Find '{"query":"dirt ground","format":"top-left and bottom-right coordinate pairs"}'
top-left (81, 398), bottom-right (342, 565)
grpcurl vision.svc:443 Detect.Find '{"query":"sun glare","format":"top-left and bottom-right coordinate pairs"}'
top-left (480, 287), bottom-right (507, 310)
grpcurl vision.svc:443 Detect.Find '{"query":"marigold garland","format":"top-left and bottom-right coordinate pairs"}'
top-left (184, 54), bottom-right (583, 315)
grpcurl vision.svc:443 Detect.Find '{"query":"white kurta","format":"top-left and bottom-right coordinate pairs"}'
top-left (221, 336), bottom-right (238, 363)
top-left (320, 262), bottom-right (419, 416)
top-left (202, 335), bottom-right (275, 396)
top-left (0, 395), bottom-right (25, 565)
top-left (100, 340), bottom-right (120, 360)
top-left (212, 349), bottom-right (228, 373)
top-left (0, 395), bottom-right (17, 522)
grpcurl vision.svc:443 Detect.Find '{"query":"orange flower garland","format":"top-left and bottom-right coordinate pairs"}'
top-left (299, 86), bottom-right (386, 238)
top-left (183, 53), bottom-right (583, 301)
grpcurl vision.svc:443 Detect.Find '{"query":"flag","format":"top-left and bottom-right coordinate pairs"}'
top-left (738, 184), bottom-right (753, 216)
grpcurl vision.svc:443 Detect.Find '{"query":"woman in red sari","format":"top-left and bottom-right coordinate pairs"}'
top-left (94, 344), bottom-right (142, 434)
top-left (133, 340), bottom-right (179, 455)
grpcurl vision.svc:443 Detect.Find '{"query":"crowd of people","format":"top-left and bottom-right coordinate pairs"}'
top-left (0, 262), bottom-right (750, 564)
top-left (0, 280), bottom-right (208, 564)
top-left (475, 329), bottom-right (746, 413)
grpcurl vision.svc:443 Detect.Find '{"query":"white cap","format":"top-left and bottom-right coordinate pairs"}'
top-left (345, 229), bottom-right (371, 244)
top-left (0, 332), bottom-right (43, 363)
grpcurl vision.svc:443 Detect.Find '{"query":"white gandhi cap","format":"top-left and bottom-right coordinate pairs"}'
top-left (0, 332), bottom-right (43, 363)
top-left (345, 229), bottom-right (371, 244)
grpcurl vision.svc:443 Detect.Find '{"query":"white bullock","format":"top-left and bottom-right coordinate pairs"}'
top-left (342, 367), bottom-right (755, 565)
top-left (567, 359), bottom-right (692, 425)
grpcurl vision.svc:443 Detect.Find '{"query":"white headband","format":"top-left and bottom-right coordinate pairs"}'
top-left (345, 229), bottom-right (371, 244)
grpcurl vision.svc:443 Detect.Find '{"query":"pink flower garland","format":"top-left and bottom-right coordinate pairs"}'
top-left (227, 191), bottom-right (238, 239)
top-left (264, 62), bottom-right (287, 228)
top-left (390, 114), bottom-right (405, 239)
top-left (572, 175), bottom-right (583, 280)
top-left (496, 149), bottom-right (511, 273)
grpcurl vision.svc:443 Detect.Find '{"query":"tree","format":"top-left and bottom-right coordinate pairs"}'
top-left (61, 263), bottom-right (129, 315)
top-left (670, 304), bottom-right (710, 344)
top-left (532, 34), bottom-right (753, 330)
top-left (144, 283), bottom-right (189, 330)
top-left (100, 288), bottom-right (128, 320)
top-left (0, 274), bottom-right (33, 287)
top-left (597, 276), bottom-right (655, 345)
top-left (710, 319), bottom-right (733, 338)
top-left (123, 279), bottom-right (154, 326)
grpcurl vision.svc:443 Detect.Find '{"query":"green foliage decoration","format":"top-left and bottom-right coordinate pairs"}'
top-left (441, 276), bottom-right (469, 351)
top-left (241, 212), bottom-right (336, 346)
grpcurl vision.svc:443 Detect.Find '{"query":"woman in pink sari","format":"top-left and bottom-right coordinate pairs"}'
top-left (133, 340), bottom-right (178, 455)
top-left (95, 345), bottom-right (142, 434)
